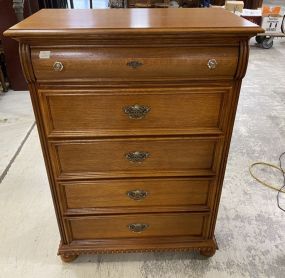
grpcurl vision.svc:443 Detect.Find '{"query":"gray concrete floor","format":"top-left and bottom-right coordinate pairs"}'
top-left (0, 91), bottom-right (34, 181)
top-left (0, 38), bottom-right (284, 277)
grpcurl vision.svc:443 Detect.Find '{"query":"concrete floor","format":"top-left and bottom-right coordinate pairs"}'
top-left (0, 38), bottom-right (285, 277)
top-left (0, 92), bottom-right (34, 181)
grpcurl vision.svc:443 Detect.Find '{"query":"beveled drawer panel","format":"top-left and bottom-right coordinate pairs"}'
top-left (68, 213), bottom-right (208, 240)
top-left (50, 137), bottom-right (222, 179)
top-left (31, 46), bottom-right (238, 81)
top-left (40, 87), bottom-right (230, 137)
top-left (62, 178), bottom-right (212, 210)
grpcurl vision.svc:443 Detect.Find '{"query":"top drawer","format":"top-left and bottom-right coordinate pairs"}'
top-left (31, 46), bottom-right (239, 82)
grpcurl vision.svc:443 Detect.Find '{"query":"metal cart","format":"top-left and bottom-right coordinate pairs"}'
top-left (256, 15), bottom-right (285, 49)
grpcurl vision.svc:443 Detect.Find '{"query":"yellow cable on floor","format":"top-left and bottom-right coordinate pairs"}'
top-left (249, 162), bottom-right (285, 193)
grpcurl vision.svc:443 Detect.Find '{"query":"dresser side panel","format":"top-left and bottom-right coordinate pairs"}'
top-left (208, 39), bottom-right (250, 238)
top-left (19, 43), bottom-right (68, 244)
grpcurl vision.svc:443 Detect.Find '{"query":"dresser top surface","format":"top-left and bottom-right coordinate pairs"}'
top-left (5, 8), bottom-right (262, 38)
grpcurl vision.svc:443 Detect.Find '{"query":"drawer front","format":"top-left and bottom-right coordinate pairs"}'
top-left (68, 213), bottom-right (208, 240)
top-left (40, 87), bottom-right (230, 137)
top-left (62, 178), bottom-right (212, 210)
top-left (50, 137), bottom-right (222, 179)
top-left (31, 47), bottom-right (238, 81)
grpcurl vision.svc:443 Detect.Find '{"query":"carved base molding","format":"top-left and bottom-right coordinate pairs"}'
top-left (58, 237), bottom-right (218, 262)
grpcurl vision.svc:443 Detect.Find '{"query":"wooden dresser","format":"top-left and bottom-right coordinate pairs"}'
top-left (4, 9), bottom-right (261, 262)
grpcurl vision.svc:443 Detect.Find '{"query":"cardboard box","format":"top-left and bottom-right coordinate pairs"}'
top-left (225, 1), bottom-right (244, 14)
top-left (261, 16), bottom-right (284, 33)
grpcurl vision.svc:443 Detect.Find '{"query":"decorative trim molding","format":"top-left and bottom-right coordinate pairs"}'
top-left (235, 40), bottom-right (250, 79)
top-left (58, 238), bottom-right (218, 259)
top-left (19, 43), bottom-right (36, 83)
top-left (58, 246), bottom-right (217, 255)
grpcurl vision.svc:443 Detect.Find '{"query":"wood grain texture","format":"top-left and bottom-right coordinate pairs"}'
top-left (208, 40), bottom-right (250, 239)
top-left (4, 8), bottom-right (262, 38)
top-left (62, 178), bottom-right (212, 210)
top-left (26, 83), bottom-right (68, 244)
top-left (4, 9), bottom-right (260, 259)
top-left (68, 213), bottom-right (208, 240)
top-left (58, 238), bottom-right (217, 255)
top-left (39, 87), bottom-right (230, 138)
top-left (50, 137), bottom-right (222, 179)
top-left (30, 46), bottom-right (239, 82)
top-left (19, 43), bottom-right (35, 83)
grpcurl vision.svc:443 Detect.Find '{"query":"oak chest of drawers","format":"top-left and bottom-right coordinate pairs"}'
top-left (5, 8), bottom-right (261, 262)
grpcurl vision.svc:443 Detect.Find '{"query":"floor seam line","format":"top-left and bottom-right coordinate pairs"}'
top-left (0, 121), bottom-right (36, 184)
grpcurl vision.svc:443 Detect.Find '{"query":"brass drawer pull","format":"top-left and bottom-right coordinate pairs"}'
top-left (123, 104), bottom-right (151, 119)
top-left (128, 223), bottom-right (149, 233)
top-left (126, 151), bottom-right (150, 163)
top-left (127, 60), bottom-right (143, 69)
top-left (53, 61), bottom-right (64, 72)
top-left (207, 59), bottom-right (218, 70)
top-left (127, 189), bottom-right (148, 200)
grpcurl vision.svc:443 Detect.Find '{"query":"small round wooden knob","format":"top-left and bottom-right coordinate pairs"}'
top-left (53, 61), bottom-right (64, 72)
top-left (207, 59), bottom-right (218, 70)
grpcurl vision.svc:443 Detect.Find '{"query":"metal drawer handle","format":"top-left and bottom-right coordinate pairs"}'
top-left (123, 104), bottom-right (151, 119)
top-left (127, 60), bottom-right (143, 69)
top-left (53, 61), bottom-right (64, 72)
top-left (207, 59), bottom-right (218, 70)
top-left (126, 151), bottom-right (150, 163)
top-left (127, 189), bottom-right (148, 201)
top-left (128, 223), bottom-right (149, 233)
